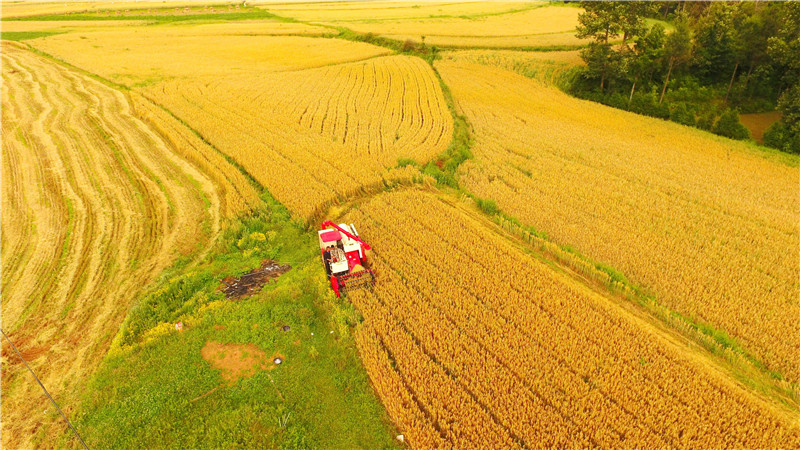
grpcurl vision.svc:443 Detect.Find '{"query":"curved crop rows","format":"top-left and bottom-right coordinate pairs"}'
top-left (0, 43), bottom-right (238, 448)
top-left (146, 55), bottom-right (452, 220)
top-left (345, 190), bottom-right (799, 448)
top-left (437, 61), bottom-right (800, 383)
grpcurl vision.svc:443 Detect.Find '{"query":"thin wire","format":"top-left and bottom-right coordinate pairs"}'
top-left (1, 328), bottom-right (89, 450)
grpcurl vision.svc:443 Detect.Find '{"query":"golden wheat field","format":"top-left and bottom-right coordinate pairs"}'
top-left (0, 0), bottom-right (227, 18)
top-left (31, 31), bottom-right (389, 84)
top-left (324, 5), bottom-right (580, 37)
top-left (256, 0), bottom-right (533, 22)
top-left (0, 41), bottom-right (255, 448)
top-left (346, 189), bottom-right (800, 448)
top-left (2, 1), bottom-right (800, 448)
top-left (263, 1), bottom-right (583, 49)
top-left (140, 53), bottom-right (452, 219)
top-left (441, 49), bottom-right (584, 84)
top-left (437, 60), bottom-right (800, 383)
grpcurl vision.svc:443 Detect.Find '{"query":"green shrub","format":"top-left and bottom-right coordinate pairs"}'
top-left (696, 108), bottom-right (718, 130)
top-left (629, 92), bottom-right (670, 119)
top-left (764, 121), bottom-right (788, 149)
top-left (712, 109), bottom-right (750, 140)
top-left (764, 121), bottom-right (800, 154)
top-left (670, 103), bottom-right (697, 126)
top-left (475, 197), bottom-right (500, 216)
top-left (401, 39), bottom-right (419, 53)
top-left (396, 157), bottom-right (417, 168)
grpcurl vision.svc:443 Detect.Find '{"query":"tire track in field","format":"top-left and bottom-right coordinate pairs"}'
top-left (0, 43), bottom-right (224, 449)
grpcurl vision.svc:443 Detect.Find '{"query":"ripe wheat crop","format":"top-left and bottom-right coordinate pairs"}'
top-left (143, 55), bottom-right (452, 220)
top-left (385, 32), bottom-right (583, 49)
top-left (0, 42), bottom-right (247, 448)
top-left (437, 61), bottom-right (800, 383)
top-left (31, 31), bottom-right (389, 85)
top-left (0, 20), bottom-right (148, 32)
top-left (335, 5), bottom-right (580, 37)
top-left (344, 190), bottom-right (800, 448)
top-left (0, 1), bottom-right (233, 18)
top-left (303, 4), bottom-right (582, 49)
top-left (259, 1), bottom-right (532, 22)
top-left (441, 49), bottom-right (583, 85)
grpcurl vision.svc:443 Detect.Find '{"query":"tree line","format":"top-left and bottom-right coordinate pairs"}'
top-left (571, 0), bottom-right (799, 153)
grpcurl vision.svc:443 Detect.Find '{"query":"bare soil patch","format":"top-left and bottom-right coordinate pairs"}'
top-left (220, 260), bottom-right (290, 299)
top-left (740, 111), bottom-right (782, 144)
top-left (0, 334), bottom-right (48, 368)
top-left (201, 341), bottom-right (283, 384)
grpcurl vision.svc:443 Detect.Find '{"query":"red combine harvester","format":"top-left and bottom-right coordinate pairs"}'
top-left (318, 221), bottom-right (375, 297)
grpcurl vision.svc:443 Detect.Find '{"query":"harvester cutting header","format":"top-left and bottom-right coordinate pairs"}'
top-left (318, 221), bottom-right (375, 297)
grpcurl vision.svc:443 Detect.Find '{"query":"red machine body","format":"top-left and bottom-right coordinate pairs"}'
top-left (319, 221), bottom-right (375, 297)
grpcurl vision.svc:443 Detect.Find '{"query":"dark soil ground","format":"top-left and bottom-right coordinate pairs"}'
top-left (220, 260), bottom-right (291, 299)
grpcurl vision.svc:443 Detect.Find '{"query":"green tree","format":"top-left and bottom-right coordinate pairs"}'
top-left (767, 1), bottom-right (800, 93)
top-left (692, 2), bottom-right (738, 84)
top-left (627, 23), bottom-right (666, 104)
top-left (659, 14), bottom-right (692, 104)
top-left (617, 1), bottom-right (656, 45)
top-left (712, 109), bottom-right (750, 140)
top-left (576, 1), bottom-right (622, 92)
top-left (737, 4), bottom-right (780, 93)
top-left (767, 1), bottom-right (800, 153)
top-left (772, 84), bottom-right (800, 153)
top-left (577, 1), bottom-right (656, 93)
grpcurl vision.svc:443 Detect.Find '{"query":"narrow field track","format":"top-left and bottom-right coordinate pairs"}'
top-left (0, 42), bottom-right (228, 448)
top-left (346, 190), bottom-right (800, 448)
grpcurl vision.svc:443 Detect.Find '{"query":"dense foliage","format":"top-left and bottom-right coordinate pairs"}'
top-left (573, 0), bottom-right (800, 153)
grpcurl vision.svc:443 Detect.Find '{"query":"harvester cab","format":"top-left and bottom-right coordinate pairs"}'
top-left (319, 221), bottom-right (375, 297)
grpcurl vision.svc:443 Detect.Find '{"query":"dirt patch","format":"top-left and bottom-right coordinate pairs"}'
top-left (220, 260), bottom-right (291, 299)
top-left (1, 334), bottom-right (48, 366)
top-left (740, 111), bottom-right (781, 144)
top-left (201, 341), bottom-right (283, 384)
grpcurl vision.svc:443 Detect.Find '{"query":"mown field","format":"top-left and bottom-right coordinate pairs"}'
top-left (2, 1), bottom-right (798, 448)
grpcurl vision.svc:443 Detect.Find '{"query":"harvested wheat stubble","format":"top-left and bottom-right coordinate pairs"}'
top-left (129, 92), bottom-right (261, 217)
top-left (437, 60), bottom-right (800, 384)
top-left (345, 190), bottom-right (800, 449)
top-left (0, 42), bottom-right (229, 448)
